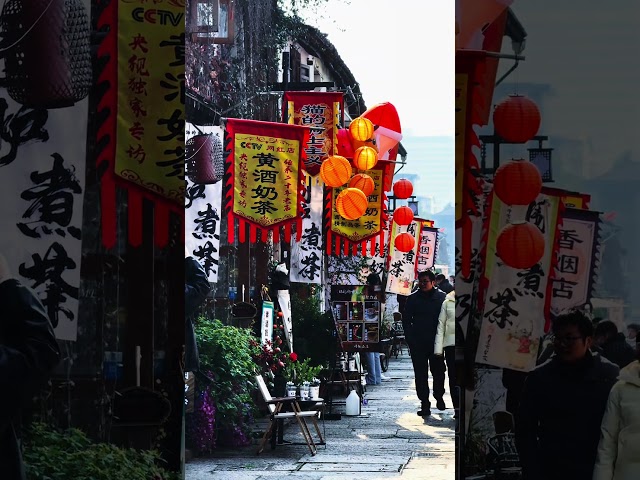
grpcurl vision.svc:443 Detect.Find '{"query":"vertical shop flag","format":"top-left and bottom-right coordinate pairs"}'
top-left (385, 220), bottom-right (421, 296)
top-left (290, 173), bottom-right (324, 283)
top-left (416, 222), bottom-right (439, 272)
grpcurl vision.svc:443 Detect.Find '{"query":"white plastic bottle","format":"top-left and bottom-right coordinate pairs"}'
top-left (345, 389), bottom-right (360, 416)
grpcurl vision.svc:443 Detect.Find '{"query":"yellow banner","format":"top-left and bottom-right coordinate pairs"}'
top-left (115, 0), bottom-right (185, 203)
top-left (233, 134), bottom-right (300, 226)
top-left (455, 74), bottom-right (468, 222)
top-left (331, 168), bottom-right (384, 242)
top-left (562, 195), bottom-right (586, 209)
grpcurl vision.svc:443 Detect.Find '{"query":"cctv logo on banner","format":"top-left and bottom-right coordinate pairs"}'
top-left (185, 124), bottom-right (223, 282)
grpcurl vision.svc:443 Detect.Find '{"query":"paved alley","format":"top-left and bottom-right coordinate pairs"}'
top-left (186, 352), bottom-right (455, 479)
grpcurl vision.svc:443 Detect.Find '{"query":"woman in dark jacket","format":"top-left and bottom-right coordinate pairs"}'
top-left (0, 254), bottom-right (60, 479)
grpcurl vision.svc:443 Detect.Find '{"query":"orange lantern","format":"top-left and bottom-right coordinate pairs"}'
top-left (349, 173), bottom-right (375, 196)
top-left (393, 206), bottom-right (414, 226)
top-left (320, 155), bottom-right (352, 187)
top-left (393, 179), bottom-right (413, 199)
top-left (349, 117), bottom-right (374, 142)
top-left (496, 221), bottom-right (545, 269)
top-left (493, 95), bottom-right (541, 144)
top-left (493, 159), bottom-right (542, 206)
top-left (336, 188), bottom-right (368, 220)
top-left (353, 146), bottom-right (378, 171)
top-left (394, 232), bottom-right (415, 252)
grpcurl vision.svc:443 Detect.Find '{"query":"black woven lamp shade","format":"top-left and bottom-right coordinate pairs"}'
top-left (0, 0), bottom-right (92, 109)
top-left (186, 133), bottom-right (225, 185)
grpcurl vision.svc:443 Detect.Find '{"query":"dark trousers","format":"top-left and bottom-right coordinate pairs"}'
top-left (443, 346), bottom-right (459, 409)
top-left (410, 345), bottom-right (446, 407)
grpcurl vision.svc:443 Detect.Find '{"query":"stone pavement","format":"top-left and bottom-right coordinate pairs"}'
top-left (186, 353), bottom-right (455, 480)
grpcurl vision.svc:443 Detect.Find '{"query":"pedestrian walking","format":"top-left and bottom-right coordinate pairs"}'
top-left (434, 290), bottom-right (458, 413)
top-left (403, 270), bottom-right (446, 417)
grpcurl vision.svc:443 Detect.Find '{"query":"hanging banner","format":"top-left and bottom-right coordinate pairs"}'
top-left (224, 118), bottom-right (309, 244)
top-left (475, 189), bottom-right (563, 372)
top-left (385, 220), bottom-right (421, 295)
top-left (114, 0), bottom-right (185, 203)
top-left (549, 208), bottom-right (600, 316)
top-left (260, 300), bottom-right (275, 345)
top-left (185, 124), bottom-right (223, 282)
top-left (455, 73), bottom-right (468, 223)
top-left (290, 173), bottom-right (324, 283)
top-left (283, 91), bottom-right (343, 177)
top-left (0, 102), bottom-right (88, 342)
top-left (416, 222), bottom-right (439, 272)
top-left (277, 290), bottom-right (293, 352)
top-left (326, 165), bottom-right (388, 256)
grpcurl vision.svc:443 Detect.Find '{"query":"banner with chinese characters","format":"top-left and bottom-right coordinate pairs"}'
top-left (475, 189), bottom-right (563, 372)
top-left (455, 73), bottom-right (468, 223)
top-left (385, 220), bottom-right (421, 295)
top-left (325, 165), bottom-right (388, 256)
top-left (0, 88), bottom-right (88, 341)
top-left (283, 91), bottom-right (343, 177)
top-left (416, 222), bottom-right (439, 272)
top-left (224, 118), bottom-right (309, 243)
top-left (185, 124), bottom-right (223, 282)
top-left (114, 0), bottom-right (185, 203)
top-left (549, 208), bottom-right (600, 316)
top-left (290, 173), bottom-right (324, 283)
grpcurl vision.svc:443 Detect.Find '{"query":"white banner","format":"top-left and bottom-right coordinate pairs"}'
top-left (260, 300), bottom-right (275, 345)
top-left (550, 209), bottom-right (599, 316)
top-left (185, 123), bottom-right (223, 282)
top-left (290, 174), bottom-right (323, 284)
top-left (475, 191), bottom-right (561, 372)
top-left (455, 216), bottom-right (485, 341)
top-left (385, 220), bottom-right (420, 295)
top-left (416, 226), bottom-right (438, 271)
top-left (0, 98), bottom-right (88, 341)
top-left (278, 290), bottom-right (293, 352)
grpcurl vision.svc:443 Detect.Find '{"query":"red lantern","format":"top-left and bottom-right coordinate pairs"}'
top-left (336, 128), bottom-right (355, 158)
top-left (394, 232), bottom-right (415, 253)
top-left (496, 222), bottom-right (545, 269)
top-left (349, 173), bottom-right (375, 196)
top-left (493, 159), bottom-right (542, 206)
top-left (493, 95), bottom-right (541, 144)
top-left (393, 206), bottom-right (414, 226)
top-left (393, 179), bottom-right (413, 199)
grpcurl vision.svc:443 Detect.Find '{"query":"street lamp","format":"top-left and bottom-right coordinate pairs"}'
top-left (528, 138), bottom-right (553, 182)
top-left (386, 195), bottom-right (419, 216)
top-left (408, 197), bottom-right (419, 216)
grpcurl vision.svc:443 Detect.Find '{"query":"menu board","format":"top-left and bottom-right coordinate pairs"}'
top-left (331, 285), bottom-right (381, 352)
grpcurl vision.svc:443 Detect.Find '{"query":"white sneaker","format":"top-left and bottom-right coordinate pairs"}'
top-left (380, 374), bottom-right (390, 381)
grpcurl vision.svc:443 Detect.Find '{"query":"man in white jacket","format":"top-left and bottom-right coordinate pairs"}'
top-left (434, 290), bottom-right (457, 412)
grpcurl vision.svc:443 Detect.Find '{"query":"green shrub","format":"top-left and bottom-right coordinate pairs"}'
top-left (290, 287), bottom-right (336, 367)
top-left (23, 422), bottom-right (179, 480)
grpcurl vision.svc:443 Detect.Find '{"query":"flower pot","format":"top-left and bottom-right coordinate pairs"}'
top-left (309, 385), bottom-right (320, 400)
top-left (286, 385), bottom-right (297, 397)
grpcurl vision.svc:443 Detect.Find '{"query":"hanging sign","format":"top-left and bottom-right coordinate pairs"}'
top-left (549, 208), bottom-right (600, 316)
top-left (224, 118), bottom-right (309, 243)
top-left (114, 0), bottom-right (185, 203)
top-left (261, 300), bottom-right (275, 345)
top-left (385, 220), bottom-right (421, 296)
top-left (475, 189), bottom-right (563, 372)
top-left (331, 285), bottom-right (381, 352)
top-left (290, 173), bottom-right (324, 283)
top-left (455, 73), bottom-right (468, 223)
top-left (283, 91), bottom-right (343, 177)
top-left (416, 222), bottom-right (439, 272)
top-left (325, 165), bottom-right (388, 256)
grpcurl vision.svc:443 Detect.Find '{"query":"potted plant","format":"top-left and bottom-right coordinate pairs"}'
top-left (286, 381), bottom-right (297, 397)
top-left (309, 378), bottom-right (321, 400)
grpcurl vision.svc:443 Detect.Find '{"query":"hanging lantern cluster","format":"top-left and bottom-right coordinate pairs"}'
top-left (1, 0), bottom-right (92, 109)
top-left (493, 94), bottom-right (541, 144)
top-left (494, 158), bottom-right (545, 270)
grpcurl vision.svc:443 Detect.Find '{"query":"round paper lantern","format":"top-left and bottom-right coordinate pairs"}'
top-left (393, 206), bottom-right (414, 226)
top-left (493, 95), bottom-right (541, 144)
top-left (353, 146), bottom-right (378, 171)
top-left (336, 188), bottom-right (368, 220)
top-left (349, 173), bottom-right (375, 196)
top-left (349, 117), bottom-right (375, 142)
top-left (394, 233), bottom-right (415, 252)
top-left (493, 159), bottom-right (542, 206)
top-left (186, 134), bottom-right (225, 184)
top-left (320, 155), bottom-right (352, 187)
top-left (496, 222), bottom-right (545, 270)
top-left (393, 179), bottom-right (413, 199)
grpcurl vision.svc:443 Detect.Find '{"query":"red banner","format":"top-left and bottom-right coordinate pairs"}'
top-left (224, 118), bottom-right (309, 244)
top-left (283, 91), bottom-right (344, 177)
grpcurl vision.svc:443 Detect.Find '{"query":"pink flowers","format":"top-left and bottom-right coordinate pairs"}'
top-left (289, 352), bottom-right (298, 362)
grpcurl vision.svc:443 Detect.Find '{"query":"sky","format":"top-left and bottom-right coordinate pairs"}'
top-left (301, 1), bottom-right (455, 211)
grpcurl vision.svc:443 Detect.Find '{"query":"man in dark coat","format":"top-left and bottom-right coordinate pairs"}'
top-left (435, 273), bottom-right (454, 294)
top-left (515, 311), bottom-right (619, 480)
top-left (0, 254), bottom-right (60, 479)
top-left (593, 320), bottom-right (636, 369)
top-left (403, 270), bottom-right (447, 416)
top-left (185, 252), bottom-right (211, 373)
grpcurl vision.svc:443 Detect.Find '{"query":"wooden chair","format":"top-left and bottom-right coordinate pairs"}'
top-left (255, 375), bottom-right (324, 456)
